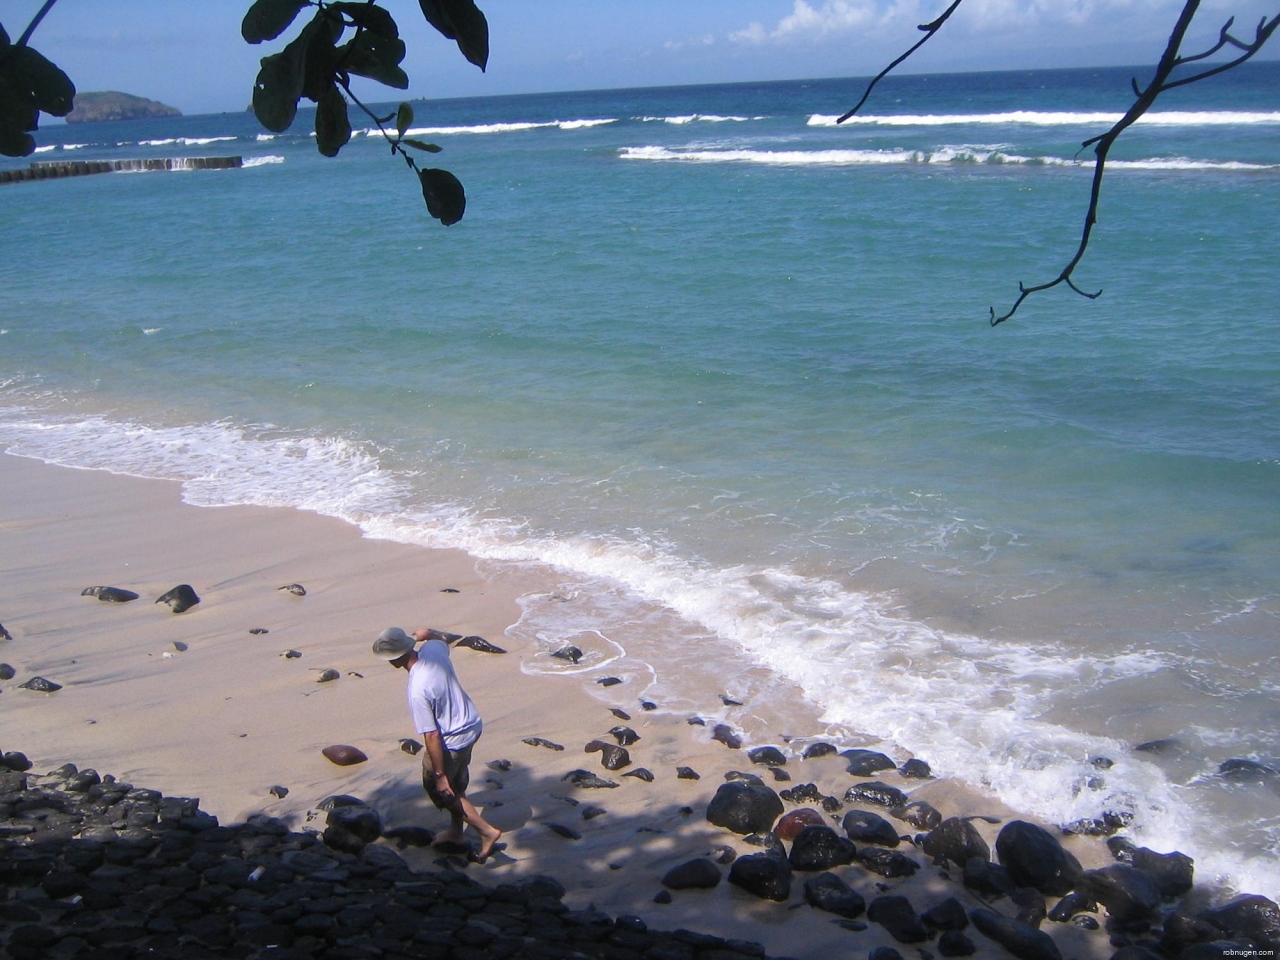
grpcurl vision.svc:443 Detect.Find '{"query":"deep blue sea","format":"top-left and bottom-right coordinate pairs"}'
top-left (3, 63), bottom-right (1278, 898)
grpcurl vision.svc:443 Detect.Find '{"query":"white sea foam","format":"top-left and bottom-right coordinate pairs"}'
top-left (376, 118), bottom-right (617, 138)
top-left (640, 114), bottom-right (759, 124)
top-left (809, 110), bottom-right (1280, 127)
top-left (243, 155), bottom-right (285, 168)
top-left (1, 407), bottom-right (1277, 899)
top-left (619, 145), bottom-right (1277, 173)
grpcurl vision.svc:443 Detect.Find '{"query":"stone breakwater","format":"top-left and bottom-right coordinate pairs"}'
top-left (0, 758), bottom-right (774, 960)
top-left (0, 157), bottom-right (242, 184)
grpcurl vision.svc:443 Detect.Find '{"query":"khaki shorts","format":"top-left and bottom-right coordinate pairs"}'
top-left (422, 737), bottom-right (476, 809)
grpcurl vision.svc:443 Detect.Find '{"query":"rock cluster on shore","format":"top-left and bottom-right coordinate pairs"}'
top-left (688, 769), bottom-right (1280, 960)
top-left (0, 757), bottom-right (775, 960)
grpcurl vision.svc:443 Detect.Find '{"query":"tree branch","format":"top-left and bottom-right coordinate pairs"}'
top-left (16, 0), bottom-right (60, 47)
top-left (836, 0), bottom-right (964, 124)
top-left (990, 0), bottom-right (1278, 324)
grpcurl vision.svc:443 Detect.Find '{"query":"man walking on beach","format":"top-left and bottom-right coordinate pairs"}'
top-left (373, 626), bottom-right (503, 860)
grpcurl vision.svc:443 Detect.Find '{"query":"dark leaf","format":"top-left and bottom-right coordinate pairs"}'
top-left (0, 73), bottom-right (38, 155)
top-left (300, 12), bottom-right (343, 102)
top-left (331, 2), bottom-right (399, 39)
top-left (315, 83), bottom-right (351, 157)
top-left (252, 48), bottom-right (304, 132)
top-left (338, 30), bottom-right (408, 89)
top-left (419, 167), bottom-right (466, 225)
top-left (0, 46), bottom-right (76, 117)
top-left (242, 0), bottom-right (311, 44)
top-left (417, 0), bottom-right (489, 71)
top-left (403, 138), bottom-right (442, 153)
top-left (1, 23), bottom-right (11, 47)
top-left (396, 101), bottom-right (414, 136)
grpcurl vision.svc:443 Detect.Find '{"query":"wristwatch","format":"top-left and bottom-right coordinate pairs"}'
top-left (430, 770), bottom-right (445, 779)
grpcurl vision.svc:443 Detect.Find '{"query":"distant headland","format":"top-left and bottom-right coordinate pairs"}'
top-left (65, 91), bottom-right (182, 124)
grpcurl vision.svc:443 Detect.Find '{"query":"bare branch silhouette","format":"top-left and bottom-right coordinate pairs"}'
top-left (836, 0), bottom-right (964, 124)
top-left (838, 0), bottom-right (1278, 324)
top-left (990, 0), bottom-right (1279, 324)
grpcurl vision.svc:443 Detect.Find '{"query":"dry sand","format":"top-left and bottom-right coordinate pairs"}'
top-left (0, 452), bottom-right (1118, 959)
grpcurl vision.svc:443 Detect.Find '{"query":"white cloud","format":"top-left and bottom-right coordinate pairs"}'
top-left (731, 1), bottom-right (881, 43)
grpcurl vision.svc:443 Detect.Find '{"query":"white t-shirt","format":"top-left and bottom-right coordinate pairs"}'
top-left (406, 639), bottom-right (482, 752)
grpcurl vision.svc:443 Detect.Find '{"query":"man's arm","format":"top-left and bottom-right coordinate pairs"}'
top-left (422, 730), bottom-right (456, 802)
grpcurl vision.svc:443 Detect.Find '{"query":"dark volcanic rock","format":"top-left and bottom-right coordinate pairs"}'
top-left (804, 871), bottom-right (865, 918)
top-left (552, 645), bottom-right (583, 663)
top-left (964, 857), bottom-right (1014, 897)
top-left (844, 781), bottom-right (908, 808)
top-left (0, 755), bottom-right (778, 960)
top-left (1077, 864), bottom-right (1162, 924)
top-left (899, 757), bottom-right (933, 779)
top-left (857, 847), bottom-right (920, 879)
top-left (608, 725), bottom-right (640, 746)
top-left (82, 586), bottom-right (139, 602)
top-left (17, 677), bottom-right (61, 692)
top-left (623, 767), bottom-right (654, 782)
top-left (995, 820), bottom-right (1083, 895)
top-left (1047, 890), bottom-right (1096, 923)
top-left (728, 852), bottom-right (791, 901)
top-left (803, 742), bottom-right (838, 759)
top-left (1217, 758), bottom-right (1280, 782)
top-left (923, 817), bottom-right (991, 867)
top-left (842, 808), bottom-right (901, 847)
top-left (1132, 846), bottom-right (1194, 898)
top-left (842, 749), bottom-right (897, 776)
top-left (970, 908), bottom-right (1063, 960)
top-left (938, 929), bottom-right (977, 956)
top-left (155, 583), bottom-right (200, 613)
top-left (922, 897), bottom-right (970, 931)
top-left (561, 769), bottom-right (619, 788)
top-left (706, 781), bottom-right (784, 836)
top-left (456, 635), bottom-right (506, 654)
top-left (711, 724), bottom-right (742, 749)
top-left (661, 858), bottom-right (721, 890)
top-left (584, 739), bottom-right (631, 770)
top-left (891, 799), bottom-right (942, 830)
top-left (868, 895), bottom-right (927, 943)
top-left (1205, 894), bottom-right (1280, 950)
top-left (788, 825), bottom-right (856, 871)
top-left (748, 746), bottom-right (787, 767)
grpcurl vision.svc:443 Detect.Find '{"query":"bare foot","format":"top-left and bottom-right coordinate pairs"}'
top-left (433, 829), bottom-right (464, 849)
top-left (476, 826), bottom-right (504, 861)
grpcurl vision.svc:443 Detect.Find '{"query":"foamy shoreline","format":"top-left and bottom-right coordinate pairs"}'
top-left (5, 451), bottom-right (1272, 959)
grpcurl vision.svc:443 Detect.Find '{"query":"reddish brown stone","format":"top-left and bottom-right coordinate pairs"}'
top-left (775, 807), bottom-right (826, 841)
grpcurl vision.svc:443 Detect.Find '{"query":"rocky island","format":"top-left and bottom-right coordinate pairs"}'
top-left (65, 92), bottom-right (181, 124)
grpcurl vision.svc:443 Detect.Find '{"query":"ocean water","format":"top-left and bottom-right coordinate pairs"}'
top-left (3, 63), bottom-right (1278, 899)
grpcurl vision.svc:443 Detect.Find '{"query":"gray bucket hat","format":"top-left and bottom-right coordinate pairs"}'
top-left (373, 626), bottom-right (415, 660)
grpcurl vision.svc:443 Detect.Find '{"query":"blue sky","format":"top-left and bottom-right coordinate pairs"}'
top-left (11, 0), bottom-right (1278, 115)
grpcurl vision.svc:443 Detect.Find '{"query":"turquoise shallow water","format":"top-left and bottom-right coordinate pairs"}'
top-left (3, 63), bottom-right (1279, 897)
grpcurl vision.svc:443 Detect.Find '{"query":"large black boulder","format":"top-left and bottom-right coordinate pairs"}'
top-left (661, 858), bottom-right (721, 890)
top-left (845, 781), bottom-right (908, 808)
top-left (1205, 894), bottom-right (1280, 950)
top-left (969, 908), bottom-right (1063, 960)
top-left (803, 872), bottom-right (865, 918)
top-left (706, 781), bottom-right (784, 836)
top-left (728, 852), bottom-right (791, 902)
top-left (842, 749), bottom-right (897, 776)
top-left (1131, 846), bottom-right (1193, 898)
top-left (842, 809), bottom-right (900, 847)
top-left (1076, 864), bottom-right (1162, 925)
top-left (995, 820), bottom-right (1082, 896)
top-left (857, 847), bottom-right (920, 879)
top-left (923, 817), bottom-right (991, 867)
top-left (788, 825), bottom-right (856, 871)
top-left (868, 895), bottom-right (927, 943)
top-left (922, 897), bottom-right (970, 931)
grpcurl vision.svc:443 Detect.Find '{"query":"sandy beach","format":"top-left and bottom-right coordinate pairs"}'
top-left (0, 451), bottom-right (1221, 959)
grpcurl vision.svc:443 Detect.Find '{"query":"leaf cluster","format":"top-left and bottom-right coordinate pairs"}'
top-left (0, 22), bottom-right (76, 157)
top-left (244, 0), bottom-right (487, 225)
